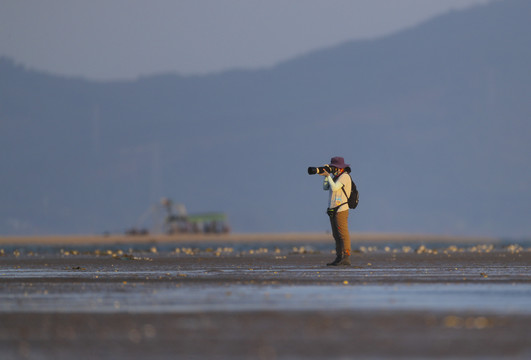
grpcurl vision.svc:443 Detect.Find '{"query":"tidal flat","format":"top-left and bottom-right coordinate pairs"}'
top-left (1, 236), bottom-right (530, 359)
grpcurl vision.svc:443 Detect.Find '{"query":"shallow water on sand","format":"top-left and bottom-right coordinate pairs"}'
top-left (2, 282), bottom-right (530, 315)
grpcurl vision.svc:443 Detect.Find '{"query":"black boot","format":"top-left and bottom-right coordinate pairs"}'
top-left (327, 255), bottom-right (342, 266)
top-left (327, 239), bottom-right (343, 266)
top-left (328, 253), bottom-right (351, 266)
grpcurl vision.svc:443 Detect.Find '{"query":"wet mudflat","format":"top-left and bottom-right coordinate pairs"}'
top-left (1, 244), bottom-right (531, 359)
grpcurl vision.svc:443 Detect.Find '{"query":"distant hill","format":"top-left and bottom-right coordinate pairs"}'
top-left (1, 0), bottom-right (530, 237)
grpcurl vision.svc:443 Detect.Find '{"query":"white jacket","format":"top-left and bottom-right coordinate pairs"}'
top-left (323, 172), bottom-right (351, 212)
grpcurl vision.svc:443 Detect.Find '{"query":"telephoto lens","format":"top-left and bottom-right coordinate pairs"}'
top-left (307, 165), bottom-right (331, 175)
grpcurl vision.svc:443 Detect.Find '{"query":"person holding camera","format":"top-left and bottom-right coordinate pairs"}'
top-left (317, 156), bottom-right (352, 266)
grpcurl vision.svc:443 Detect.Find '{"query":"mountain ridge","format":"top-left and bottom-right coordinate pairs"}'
top-left (1, 0), bottom-right (530, 237)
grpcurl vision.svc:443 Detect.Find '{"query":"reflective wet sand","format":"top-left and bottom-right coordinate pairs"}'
top-left (1, 240), bottom-right (531, 359)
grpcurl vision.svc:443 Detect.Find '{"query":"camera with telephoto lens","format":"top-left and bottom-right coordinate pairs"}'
top-left (307, 165), bottom-right (333, 175)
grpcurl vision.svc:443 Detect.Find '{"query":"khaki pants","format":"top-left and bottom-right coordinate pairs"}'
top-left (329, 210), bottom-right (351, 256)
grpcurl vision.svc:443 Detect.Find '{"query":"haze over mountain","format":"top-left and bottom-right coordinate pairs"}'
top-left (1, 0), bottom-right (530, 237)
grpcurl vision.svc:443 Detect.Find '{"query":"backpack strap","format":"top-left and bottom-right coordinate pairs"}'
top-left (341, 185), bottom-right (349, 200)
top-left (340, 173), bottom-right (351, 200)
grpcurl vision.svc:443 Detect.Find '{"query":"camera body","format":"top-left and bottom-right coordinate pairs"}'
top-left (307, 165), bottom-right (333, 175)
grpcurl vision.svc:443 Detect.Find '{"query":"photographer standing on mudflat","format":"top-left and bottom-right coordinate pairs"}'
top-left (308, 156), bottom-right (358, 266)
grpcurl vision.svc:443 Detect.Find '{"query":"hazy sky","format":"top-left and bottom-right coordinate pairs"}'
top-left (1, 0), bottom-right (492, 80)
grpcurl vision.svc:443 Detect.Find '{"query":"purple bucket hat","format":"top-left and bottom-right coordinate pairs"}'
top-left (329, 156), bottom-right (350, 169)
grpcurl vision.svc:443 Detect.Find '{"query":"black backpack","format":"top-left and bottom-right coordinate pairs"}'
top-left (342, 176), bottom-right (359, 209)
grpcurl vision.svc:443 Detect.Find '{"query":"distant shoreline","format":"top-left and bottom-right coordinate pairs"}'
top-left (0, 232), bottom-right (499, 246)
